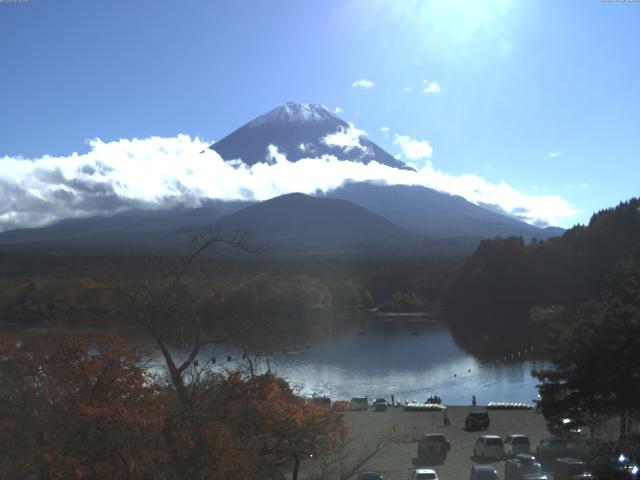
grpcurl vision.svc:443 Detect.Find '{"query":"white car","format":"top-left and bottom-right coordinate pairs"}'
top-left (505, 434), bottom-right (530, 456)
top-left (474, 435), bottom-right (505, 460)
top-left (407, 468), bottom-right (439, 480)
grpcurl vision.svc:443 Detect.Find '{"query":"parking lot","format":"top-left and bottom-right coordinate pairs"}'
top-left (339, 406), bottom-right (551, 480)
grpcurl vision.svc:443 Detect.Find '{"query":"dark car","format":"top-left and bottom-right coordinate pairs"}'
top-left (373, 398), bottom-right (388, 412)
top-left (619, 432), bottom-right (640, 459)
top-left (470, 465), bottom-right (499, 480)
top-left (417, 433), bottom-right (451, 463)
top-left (550, 417), bottom-right (584, 442)
top-left (505, 454), bottom-right (548, 480)
top-left (552, 457), bottom-right (593, 480)
top-left (359, 472), bottom-right (384, 480)
top-left (588, 453), bottom-right (639, 479)
top-left (465, 411), bottom-right (490, 430)
top-left (536, 436), bottom-right (571, 458)
top-left (574, 437), bottom-right (602, 459)
top-left (312, 396), bottom-right (331, 407)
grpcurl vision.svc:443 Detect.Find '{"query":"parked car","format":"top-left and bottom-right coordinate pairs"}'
top-left (551, 457), bottom-right (593, 480)
top-left (505, 454), bottom-right (548, 480)
top-left (536, 436), bottom-right (570, 458)
top-left (588, 453), bottom-right (639, 479)
top-left (505, 434), bottom-right (531, 456)
top-left (474, 435), bottom-right (505, 460)
top-left (470, 465), bottom-right (499, 480)
top-left (373, 398), bottom-right (388, 412)
top-left (548, 417), bottom-right (584, 441)
top-left (574, 437), bottom-right (603, 459)
top-left (349, 397), bottom-right (368, 411)
top-left (312, 396), bottom-right (331, 407)
top-left (359, 472), bottom-right (384, 480)
top-left (417, 434), bottom-right (451, 463)
top-left (619, 432), bottom-right (640, 459)
top-left (407, 468), bottom-right (439, 480)
top-left (465, 411), bottom-right (490, 430)
top-left (514, 453), bottom-right (538, 463)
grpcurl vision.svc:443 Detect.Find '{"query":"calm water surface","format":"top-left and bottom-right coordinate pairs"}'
top-left (3, 314), bottom-right (544, 406)
top-left (199, 315), bottom-right (544, 406)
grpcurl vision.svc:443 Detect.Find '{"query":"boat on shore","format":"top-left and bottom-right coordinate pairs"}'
top-left (403, 402), bottom-right (446, 412)
top-left (487, 401), bottom-right (531, 410)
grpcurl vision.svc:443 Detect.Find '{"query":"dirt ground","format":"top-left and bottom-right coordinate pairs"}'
top-left (333, 406), bottom-right (551, 480)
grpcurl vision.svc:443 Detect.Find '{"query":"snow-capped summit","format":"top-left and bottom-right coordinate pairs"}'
top-left (209, 102), bottom-right (410, 169)
top-left (248, 102), bottom-right (339, 126)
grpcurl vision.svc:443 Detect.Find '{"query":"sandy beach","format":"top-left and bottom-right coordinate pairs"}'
top-left (314, 406), bottom-right (551, 480)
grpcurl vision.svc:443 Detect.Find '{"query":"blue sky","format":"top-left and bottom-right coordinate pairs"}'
top-left (1, 0), bottom-right (639, 228)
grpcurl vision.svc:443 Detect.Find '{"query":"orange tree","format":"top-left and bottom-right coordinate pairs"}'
top-left (0, 230), bottom-right (351, 479)
top-left (148, 366), bottom-right (348, 479)
top-left (0, 328), bottom-right (165, 480)
top-left (226, 373), bottom-right (348, 480)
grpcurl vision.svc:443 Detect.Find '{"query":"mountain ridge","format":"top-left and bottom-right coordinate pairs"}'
top-left (324, 182), bottom-right (560, 240)
top-left (214, 192), bottom-right (410, 241)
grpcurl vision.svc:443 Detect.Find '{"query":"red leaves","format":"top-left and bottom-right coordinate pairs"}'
top-left (230, 373), bottom-right (349, 461)
top-left (0, 328), bottom-right (164, 479)
top-left (0, 330), bottom-right (347, 479)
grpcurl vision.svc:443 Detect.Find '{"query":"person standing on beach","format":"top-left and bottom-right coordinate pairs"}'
top-left (443, 409), bottom-right (451, 426)
top-left (472, 394), bottom-right (477, 407)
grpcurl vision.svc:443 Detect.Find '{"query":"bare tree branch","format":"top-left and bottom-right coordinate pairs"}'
top-left (310, 429), bottom-right (398, 480)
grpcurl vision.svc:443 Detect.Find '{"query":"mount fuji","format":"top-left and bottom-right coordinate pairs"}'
top-left (0, 102), bottom-right (563, 255)
top-left (208, 102), bottom-right (410, 169)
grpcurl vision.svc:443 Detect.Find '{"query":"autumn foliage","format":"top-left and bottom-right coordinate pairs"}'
top-left (0, 329), bottom-right (164, 479)
top-left (0, 329), bottom-right (348, 480)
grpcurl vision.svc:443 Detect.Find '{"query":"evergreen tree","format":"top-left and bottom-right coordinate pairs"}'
top-left (534, 254), bottom-right (640, 433)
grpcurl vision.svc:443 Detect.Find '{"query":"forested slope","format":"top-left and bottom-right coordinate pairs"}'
top-left (445, 198), bottom-right (640, 355)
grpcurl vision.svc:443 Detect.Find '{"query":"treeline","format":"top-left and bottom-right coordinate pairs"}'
top-left (212, 259), bottom-right (454, 315)
top-left (445, 198), bottom-right (640, 355)
top-left (534, 252), bottom-right (640, 437)
top-left (0, 255), bottom-right (457, 325)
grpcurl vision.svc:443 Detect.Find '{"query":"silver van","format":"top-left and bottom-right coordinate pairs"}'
top-left (349, 396), bottom-right (368, 411)
top-left (474, 435), bottom-right (505, 460)
top-left (505, 434), bottom-right (530, 456)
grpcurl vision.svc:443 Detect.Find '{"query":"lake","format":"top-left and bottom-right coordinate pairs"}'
top-left (2, 313), bottom-right (545, 406)
top-left (196, 312), bottom-right (545, 406)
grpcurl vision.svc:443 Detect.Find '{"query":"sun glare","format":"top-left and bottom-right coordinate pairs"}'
top-left (357, 0), bottom-right (517, 62)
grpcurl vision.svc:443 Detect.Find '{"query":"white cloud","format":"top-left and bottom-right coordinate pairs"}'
top-left (403, 87), bottom-right (412, 92)
top-left (394, 134), bottom-right (433, 161)
top-left (422, 80), bottom-right (442, 94)
top-left (334, 106), bottom-right (343, 114)
top-left (352, 79), bottom-right (374, 89)
top-left (547, 150), bottom-right (564, 158)
top-left (380, 126), bottom-right (390, 139)
top-left (0, 134), bottom-right (577, 231)
top-left (321, 124), bottom-right (370, 153)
